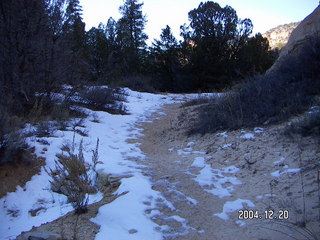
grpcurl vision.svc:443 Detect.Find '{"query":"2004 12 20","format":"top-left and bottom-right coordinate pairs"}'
top-left (238, 209), bottom-right (289, 220)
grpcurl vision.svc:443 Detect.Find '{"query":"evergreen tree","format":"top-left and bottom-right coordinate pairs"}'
top-left (237, 33), bottom-right (277, 76)
top-left (152, 25), bottom-right (178, 52)
top-left (86, 24), bottom-right (110, 82)
top-left (62, 0), bottom-right (88, 83)
top-left (105, 17), bottom-right (118, 46)
top-left (64, 0), bottom-right (83, 29)
top-left (117, 0), bottom-right (148, 74)
top-left (180, 1), bottom-right (254, 90)
top-left (149, 25), bottom-right (179, 91)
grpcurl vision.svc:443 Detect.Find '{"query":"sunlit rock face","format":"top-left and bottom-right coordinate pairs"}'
top-left (263, 22), bottom-right (299, 50)
top-left (280, 6), bottom-right (320, 57)
top-left (267, 5), bottom-right (320, 72)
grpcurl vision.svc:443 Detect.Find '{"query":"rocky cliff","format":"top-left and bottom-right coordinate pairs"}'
top-left (263, 22), bottom-right (299, 49)
top-left (280, 6), bottom-right (320, 58)
top-left (268, 5), bottom-right (320, 71)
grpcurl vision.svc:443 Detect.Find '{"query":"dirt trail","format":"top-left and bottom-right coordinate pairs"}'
top-left (16, 101), bottom-right (320, 240)
top-left (136, 102), bottom-right (320, 240)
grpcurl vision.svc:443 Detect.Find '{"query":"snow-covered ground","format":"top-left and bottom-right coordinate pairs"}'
top-left (0, 89), bottom-right (217, 240)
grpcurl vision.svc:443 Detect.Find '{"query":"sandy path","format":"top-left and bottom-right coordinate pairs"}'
top-left (135, 103), bottom-right (320, 240)
top-left (16, 101), bottom-right (319, 240)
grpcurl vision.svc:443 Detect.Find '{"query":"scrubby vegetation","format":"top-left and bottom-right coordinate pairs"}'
top-left (181, 94), bottom-right (215, 107)
top-left (47, 138), bottom-right (99, 214)
top-left (0, 110), bottom-right (30, 165)
top-left (284, 109), bottom-right (320, 136)
top-left (191, 37), bottom-right (320, 134)
top-left (78, 86), bottom-right (128, 114)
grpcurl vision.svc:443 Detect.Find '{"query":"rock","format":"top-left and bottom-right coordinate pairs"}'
top-left (128, 229), bottom-right (138, 234)
top-left (246, 158), bottom-right (257, 165)
top-left (281, 6), bottom-right (320, 57)
top-left (244, 153), bottom-right (257, 165)
top-left (269, 6), bottom-right (320, 72)
top-left (17, 230), bottom-right (61, 240)
top-left (95, 170), bottom-right (123, 191)
top-left (263, 22), bottom-right (299, 49)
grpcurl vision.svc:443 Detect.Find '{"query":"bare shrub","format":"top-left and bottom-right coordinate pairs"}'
top-left (122, 75), bottom-right (156, 93)
top-left (91, 113), bottom-right (100, 123)
top-left (35, 121), bottom-right (54, 137)
top-left (78, 87), bottom-right (128, 114)
top-left (284, 110), bottom-right (320, 136)
top-left (51, 103), bottom-right (70, 121)
top-left (47, 138), bottom-right (99, 214)
top-left (0, 108), bottom-right (29, 165)
top-left (181, 94), bottom-right (215, 107)
top-left (192, 37), bottom-right (320, 134)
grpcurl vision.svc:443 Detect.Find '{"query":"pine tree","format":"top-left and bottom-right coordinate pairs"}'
top-left (86, 24), bottom-right (110, 82)
top-left (117, 0), bottom-right (148, 73)
top-left (180, 1), bottom-right (254, 90)
top-left (62, 0), bottom-right (88, 83)
top-left (64, 0), bottom-right (83, 30)
top-left (149, 25), bottom-right (179, 91)
top-left (105, 17), bottom-right (117, 46)
top-left (152, 25), bottom-right (177, 52)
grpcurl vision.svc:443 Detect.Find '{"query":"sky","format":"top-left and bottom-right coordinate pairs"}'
top-left (80, 0), bottom-right (319, 44)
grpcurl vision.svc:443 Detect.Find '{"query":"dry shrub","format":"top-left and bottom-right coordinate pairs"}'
top-left (122, 75), bottom-right (156, 93)
top-left (47, 138), bottom-right (99, 214)
top-left (35, 121), bottom-right (54, 137)
top-left (0, 108), bottom-right (29, 165)
top-left (284, 110), bottom-right (320, 137)
top-left (78, 87), bottom-right (128, 114)
top-left (192, 37), bottom-right (320, 134)
top-left (181, 94), bottom-right (214, 107)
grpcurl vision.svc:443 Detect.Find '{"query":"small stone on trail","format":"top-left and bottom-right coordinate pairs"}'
top-left (246, 158), bottom-right (257, 165)
top-left (129, 229), bottom-right (138, 234)
top-left (17, 230), bottom-right (60, 240)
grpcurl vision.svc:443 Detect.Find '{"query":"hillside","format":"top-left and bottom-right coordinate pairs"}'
top-left (263, 22), bottom-right (299, 49)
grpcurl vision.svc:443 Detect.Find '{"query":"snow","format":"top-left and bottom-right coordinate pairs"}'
top-left (235, 220), bottom-right (246, 227)
top-left (214, 199), bottom-right (255, 221)
top-left (254, 127), bottom-right (264, 134)
top-left (186, 141), bottom-right (195, 147)
top-left (308, 105), bottom-right (320, 114)
top-left (222, 143), bottom-right (232, 149)
top-left (273, 157), bottom-right (286, 165)
top-left (191, 157), bottom-right (241, 198)
top-left (271, 168), bottom-right (301, 177)
top-left (191, 157), bottom-right (206, 168)
top-left (177, 149), bottom-right (192, 155)
top-left (92, 176), bottom-right (163, 240)
top-left (0, 88), bottom-right (212, 240)
top-left (216, 131), bottom-right (228, 138)
top-left (177, 142), bottom-right (205, 156)
top-left (239, 133), bottom-right (255, 139)
top-left (256, 194), bottom-right (277, 199)
top-left (186, 196), bottom-right (198, 205)
top-left (168, 148), bottom-right (174, 152)
top-left (0, 128), bottom-right (105, 239)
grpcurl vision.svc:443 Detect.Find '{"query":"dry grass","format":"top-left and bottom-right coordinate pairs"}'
top-left (47, 138), bottom-right (99, 214)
